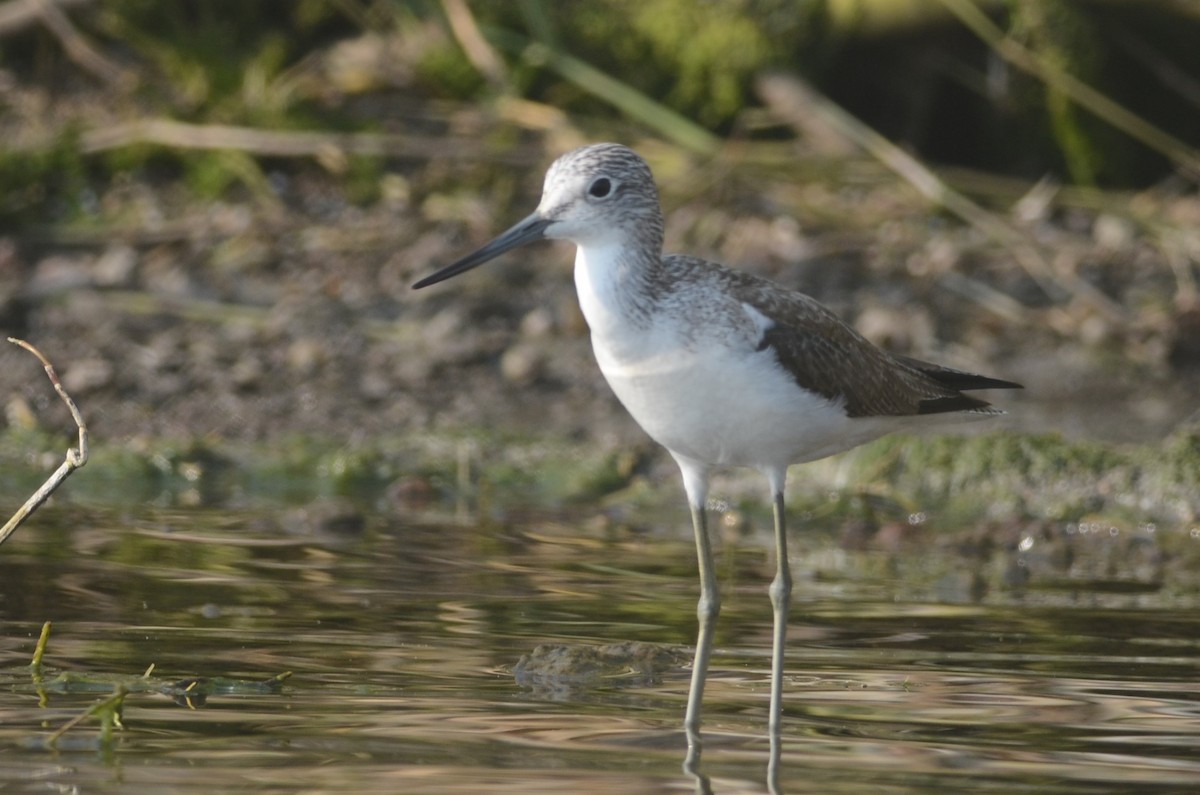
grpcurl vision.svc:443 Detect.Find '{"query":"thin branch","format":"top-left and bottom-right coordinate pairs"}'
top-left (0, 338), bottom-right (89, 549)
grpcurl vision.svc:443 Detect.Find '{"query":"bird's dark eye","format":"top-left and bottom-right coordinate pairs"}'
top-left (588, 177), bottom-right (612, 198)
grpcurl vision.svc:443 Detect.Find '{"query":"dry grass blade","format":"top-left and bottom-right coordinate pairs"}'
top-left (757, 72), bottom-right (1130, 324)
top-left (0, 0), bottom-right (89, 36)
top-left (71, 119), bottom-right (540, 163)
top-left (441, 0), bottom-right (508, 87)
top-left (936, 0), bottom-right (1200, 180)
top-left (29, 0), bottom-right (134, 88)
top-left (521, 43), bottom-right (720, 156)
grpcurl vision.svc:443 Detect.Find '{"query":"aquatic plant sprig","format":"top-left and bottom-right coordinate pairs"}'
top-left (29, 621), bottom-right (52, 681)
top-left (28, 621), bottom-right (294, 746)
top-left (45, 687), bottom-right (128, 747)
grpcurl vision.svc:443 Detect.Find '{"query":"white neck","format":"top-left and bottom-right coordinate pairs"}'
top-left (573, 241), bottom-right (649, 336)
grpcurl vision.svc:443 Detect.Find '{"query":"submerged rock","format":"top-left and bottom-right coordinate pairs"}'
top-left (513, 640), bottom-right (691, 690)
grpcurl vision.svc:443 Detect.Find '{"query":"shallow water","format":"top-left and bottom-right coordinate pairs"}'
top-left (2, 502), bottom-right (1199, 794)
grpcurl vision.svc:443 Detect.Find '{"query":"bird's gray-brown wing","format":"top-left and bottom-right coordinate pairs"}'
top-left (723, 269), bottom-right (1019, 418)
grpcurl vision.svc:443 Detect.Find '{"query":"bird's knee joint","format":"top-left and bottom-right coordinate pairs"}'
top-left (696, 594), bottom-right (721, 621)
top-left (769, 575), bottom-right (792, 606)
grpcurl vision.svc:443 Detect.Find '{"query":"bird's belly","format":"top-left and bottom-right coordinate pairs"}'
top-left (593, 340), bottom-right (887, 469)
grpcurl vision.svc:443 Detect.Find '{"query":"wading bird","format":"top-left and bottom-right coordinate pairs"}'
top-left (414, 143), bottom-right (1020, 790)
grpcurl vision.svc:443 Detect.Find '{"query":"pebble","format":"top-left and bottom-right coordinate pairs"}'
top-left (359, 369), bottom-right (393, 401)
top-left (230, 355), bottom-right (264, 389)
top-left (1093, 213), bottom-right (1135, 250)
top-left (94, 245), bottom-right (137, 287)
top-left (5, 395), bottom-right (38, 430)
top-left (855, 304), bottom-right (934, 351)
top-left (27, 254), bottom-right (93, 296)
top-left (287, 338), bottom-right (327, 376)
top-left (500, 341), bottom-right (544, 385)
top-left (62, 357), bottom-right (115, 394)
top-left (519, 307), bottom-right (555, 338)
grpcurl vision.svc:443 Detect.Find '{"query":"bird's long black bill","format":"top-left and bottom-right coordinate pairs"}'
top-left (412, 213), bottom-right (553, 289)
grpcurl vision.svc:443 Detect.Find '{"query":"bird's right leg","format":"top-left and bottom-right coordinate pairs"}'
top-left (677, 458), bottom-right (718, 792)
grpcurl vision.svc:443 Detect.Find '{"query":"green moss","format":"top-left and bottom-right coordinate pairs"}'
top-left (76, 2), bottom-right (358, 200)
top-left (839, 427), bottom-right (1200, 529)
top-left (5, 419), bottom-right (1200, 531)
top-left (555, 0), bottom-right (806, 128)
top-left (0, 131), bottom-right (87, 220)
top-left (342, 154), bottom-right (385, 205)
top-left (96, 2), bottom-right (323, 116)
top-left (413, 39), bottom-right (488, 99)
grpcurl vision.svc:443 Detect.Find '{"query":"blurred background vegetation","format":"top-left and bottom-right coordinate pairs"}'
top-left (0, 0), bottom-right (1198, 518)
top-left (1, 0), bottom-right (1197, 226)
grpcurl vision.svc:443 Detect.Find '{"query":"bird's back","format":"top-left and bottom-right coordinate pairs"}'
top-left (657, 254), bottom-right (1019, 418)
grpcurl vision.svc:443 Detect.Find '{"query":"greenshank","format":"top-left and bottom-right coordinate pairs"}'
top-left (414, 142), bottom-right (1021, 783)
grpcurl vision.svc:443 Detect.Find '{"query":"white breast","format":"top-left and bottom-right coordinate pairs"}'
top-left (573, 246), bottom-right (897, 471)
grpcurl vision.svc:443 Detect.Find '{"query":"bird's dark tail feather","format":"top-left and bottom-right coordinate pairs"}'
top-left (895, 354), bottom-right (1023, 392)
top-left (895, 354), bottom-right (1023, 415)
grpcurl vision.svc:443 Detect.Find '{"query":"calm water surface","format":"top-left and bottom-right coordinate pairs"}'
top-left (2, 501), bottom-right (1199, 794)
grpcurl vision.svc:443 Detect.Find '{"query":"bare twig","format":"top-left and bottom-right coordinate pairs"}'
top-left (0, 338), bottom-right (89, 549)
